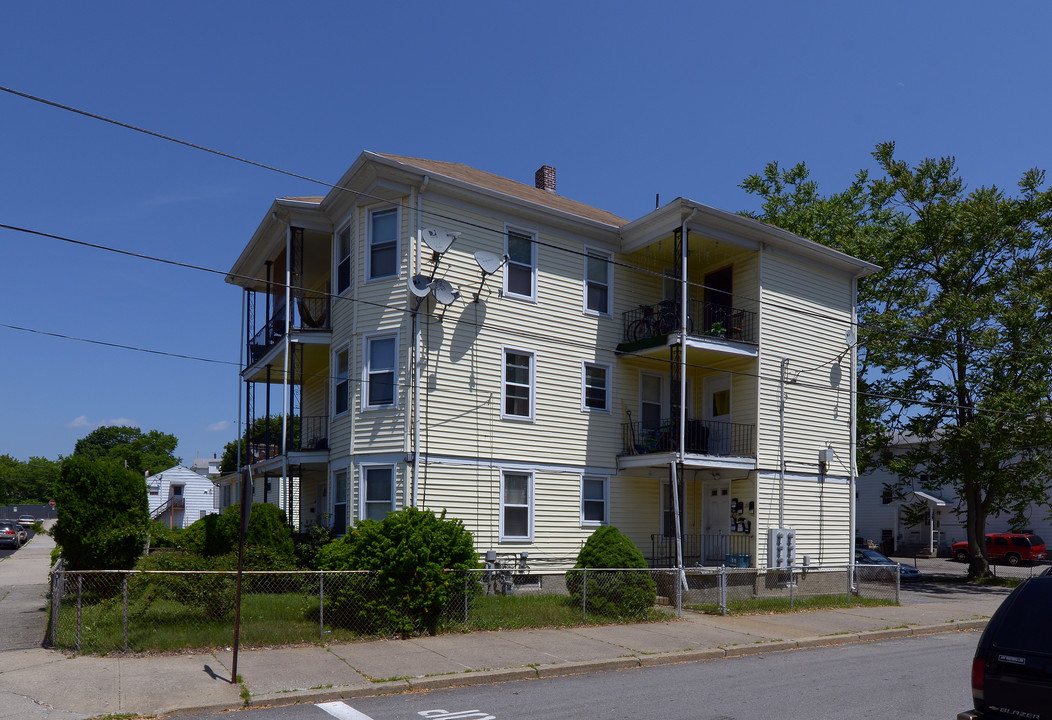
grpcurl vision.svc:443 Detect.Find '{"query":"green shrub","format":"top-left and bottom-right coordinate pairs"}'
top-left (567, 526), bottom-right (656, 619)
top-left (178, 503), bottom-right (294, 562)
top-left (317, 508), bottom-right (477, 637)
top-left (133, 551), bottom-right (236, 619)
top-left (293, 523), bottom-right (334, 569)
top-left (52, 457), bottom-right (150, 570)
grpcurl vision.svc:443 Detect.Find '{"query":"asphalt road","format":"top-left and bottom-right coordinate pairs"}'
top-left (182, 631), bottom-right (978, 720)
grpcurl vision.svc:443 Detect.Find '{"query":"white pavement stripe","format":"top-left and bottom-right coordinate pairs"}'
top-left (316, 701), bottom-right (375, 720)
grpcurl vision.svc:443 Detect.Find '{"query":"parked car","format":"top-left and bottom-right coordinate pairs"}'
top-left (17, 514), bottom-right (35, 527)
top-left (960, 576), bottom-right (1052, 719)
top-left (951, 533), bottom-right (1047, 566)
top-left (15, 523), bottom-right (28, 544)
top-left (0, 520), bottom-right (22, 549)
top-left (854, 549), bottom-right (922, 582)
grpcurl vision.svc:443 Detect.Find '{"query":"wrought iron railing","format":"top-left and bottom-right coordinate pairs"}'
top-left (246, 415), bottom-right (328, 462)
top-left (246, 296), bottom-right (331, 365)
top-left (621, 418), bottom-right (755, 458)
top-left (621, 298), bottom-right (757, 345)
top-left (650, 533), bottom-right (753, 568)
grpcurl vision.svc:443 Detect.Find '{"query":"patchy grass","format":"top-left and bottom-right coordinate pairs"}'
top-left (52, 589), bottom-right (674, 654)
top-left (685, 594), bottom-right (898, 616)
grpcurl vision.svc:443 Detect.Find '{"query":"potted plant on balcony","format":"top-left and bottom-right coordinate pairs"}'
top-left (707, 320), bottom-right (727, 338)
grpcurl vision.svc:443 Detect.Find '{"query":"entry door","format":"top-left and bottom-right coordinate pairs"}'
top-left (703, 373), bottom-right (732, 455)
top-left (703, 480), bottom-right (731, 561)
top-left (704, 266), bottom-right (733, 333)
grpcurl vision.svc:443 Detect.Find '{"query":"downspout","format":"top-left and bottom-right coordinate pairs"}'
top-left (674, 208), bottom-right (695, 587)
top-left (412, 175), bottom-right (430, 508)
top-left (779, 357), bottom-right (789, 531)
top-left (849, 276), bottom-right (858, 580)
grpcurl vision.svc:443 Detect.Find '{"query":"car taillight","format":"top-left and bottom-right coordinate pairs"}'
top-left (971, 657), bottom-right (985, 698)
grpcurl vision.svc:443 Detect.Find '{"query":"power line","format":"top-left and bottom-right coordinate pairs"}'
top-left (5, 83), bottom-right (1044, 364)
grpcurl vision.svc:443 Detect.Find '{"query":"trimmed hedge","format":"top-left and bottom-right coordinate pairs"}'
top-left (567, 526), bottom-right (656, 619)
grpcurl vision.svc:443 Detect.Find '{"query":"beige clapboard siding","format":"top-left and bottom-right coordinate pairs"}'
top-left (756, 475), bottom-right (851, 566)
top-left (758, 251), bottom-right (853, 474)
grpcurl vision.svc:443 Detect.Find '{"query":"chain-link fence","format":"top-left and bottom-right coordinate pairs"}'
top-left (47, 563), bottom-right (898, 654)
top-left (673, 564), bottom-right (901, 614)
top-left (47, 565), bottom-right (681, 654)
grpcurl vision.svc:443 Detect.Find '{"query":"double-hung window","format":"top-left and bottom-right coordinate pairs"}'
top-left (336, 225), bottom-right (352, 294)
top-left (501, 471), bottom-right (533, 541)
top-left (364, 334), bottom-right (397, 408)
top-left (333, 469), bottom-right (348, 536)
top-left (334, 347), bottom-right (350, 416)
top-left (581, 476), bottom-right (608, 526)
top-left (504, 227), bottom-right (536, 299)
top-left (584, 250), bottom-right (611, 314)
top-left (362, 466), bottom-right (394, 521)
top-left (502, 348), bottom-right (534, 420)
top-left (368, 207), bottom-right (398, 280)
top-left (582, 362), bottom-right (610, 412)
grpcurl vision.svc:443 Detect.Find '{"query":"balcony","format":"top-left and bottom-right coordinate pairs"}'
top-left (247, 295), bottom-right (331, 366)
top-left (621, 417), bottom-right (756, 459)
top-left (620, 298), bottom-right (757, 347)
top-left (247, 415), bottom-right (329, 465)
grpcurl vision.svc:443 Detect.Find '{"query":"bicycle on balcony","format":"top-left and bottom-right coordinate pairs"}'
top-left (627, 301), bottom-right (694, 342)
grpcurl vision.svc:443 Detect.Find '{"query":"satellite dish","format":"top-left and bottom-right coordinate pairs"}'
top-left (409, 274), bottom-right (433, 298)
top-left (421, 228), bottom-right (460, 255)
top-left (474, 250), bottom-right (506, 275)
top-left (845, 327), bottom-right (857, 347)
top-left (431, 278), bottom-right (460, 306)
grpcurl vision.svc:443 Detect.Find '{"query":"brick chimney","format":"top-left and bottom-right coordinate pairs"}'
top-left (535, 165), bottom-right (556, 194)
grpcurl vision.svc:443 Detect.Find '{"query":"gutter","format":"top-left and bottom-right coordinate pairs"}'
top-left (412, 175), bottom-right (430, 508)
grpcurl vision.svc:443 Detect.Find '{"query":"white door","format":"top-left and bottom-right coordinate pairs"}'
top-left (703, 480), bottom-right (731, 561)
top-left (703, 373), bottom-right (732, 455)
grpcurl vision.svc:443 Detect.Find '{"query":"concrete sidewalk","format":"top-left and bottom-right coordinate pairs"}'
top-left (0, 530), bottom-right (1009, 720)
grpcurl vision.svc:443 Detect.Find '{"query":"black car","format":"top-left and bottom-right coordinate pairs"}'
top-left (960, 576), bottom-right (1052, 719)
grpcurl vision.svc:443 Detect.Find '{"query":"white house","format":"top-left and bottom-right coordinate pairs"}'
top-left (856, 436), bottom-right (1052, 556)
top-left (147, 464), bottom-right (219, 529)
top-left (225, 153), bottom-right (878, 567)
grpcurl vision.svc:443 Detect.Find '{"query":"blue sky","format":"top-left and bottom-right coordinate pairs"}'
top-left (2, 2), bottom-right (1050, 463)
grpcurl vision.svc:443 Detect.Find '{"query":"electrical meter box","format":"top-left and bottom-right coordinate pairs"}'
top-left (767, 527), bottom-right (797, 569)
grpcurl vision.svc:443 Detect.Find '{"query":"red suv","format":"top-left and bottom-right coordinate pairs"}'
top-left (952, 533), bottom-right (1047, 566)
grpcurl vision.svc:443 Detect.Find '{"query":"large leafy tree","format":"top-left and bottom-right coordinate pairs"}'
top-left (0, 455), bottom-right (61, 503)
top-left (72, 426), bottom-right (179, 476)
top-left (743, 142), bottom-right (1052, 578)
top-left (52, 456), bottom-right (150, 570)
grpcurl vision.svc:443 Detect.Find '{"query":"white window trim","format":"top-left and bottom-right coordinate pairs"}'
top-left (333, 343), bottom-right (351, 418)
top-left (499, 469), bottom-right (534, 542)
top-left (335, 220), bottom-right (353, 295)
top-left (503, 224), bottom-right (537, 301)
top-left (583, 248), bottom-right (612, 316)
top-left (331, 466), bottom-right (350, 535)
top-left (366, 206), bottom-right (400, 282)
top-left (581, 475), bottom-right (609, 527)
top-left (362, 331), bottom-right (399, 410)
top-left (358, 464), bottom-right (395, 522)
top-left (501, 345), bottom-right (536, 421)
top-left (581, 361), bottom-right (611, 413)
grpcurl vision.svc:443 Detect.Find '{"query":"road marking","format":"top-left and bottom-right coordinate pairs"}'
top-left (316, 701), bottom-right (374, 720)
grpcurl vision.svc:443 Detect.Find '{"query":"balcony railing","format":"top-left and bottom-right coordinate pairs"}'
top-left (621, 299), bottom-right (757, 345)
top-left (650, 533), bottom-right (753, 567)
top-left (247, 415), bottom-right (329, 463)
top-left (247, 296), bottom-right (331, 365)
top-left (621, 418), bottom-right (756, 458)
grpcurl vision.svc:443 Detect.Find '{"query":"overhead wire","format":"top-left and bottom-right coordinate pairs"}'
top-left (2, 83), bottom-right (1045, 363)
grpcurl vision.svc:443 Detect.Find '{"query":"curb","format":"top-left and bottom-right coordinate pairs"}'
top-left (193, 619), bottom-right (989, 716)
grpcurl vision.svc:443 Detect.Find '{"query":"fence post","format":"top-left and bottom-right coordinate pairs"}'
top-left (463, 573), bottom-right (469, 625)
top-left (122, 574), bottom-right (129, 651)
top-left (789, 569), bottom-right (795, 611)
top-left (319, 570), bottom-right (325, 640)
top-left (719, 567), bottom-right (727, 616)
top-left (895, 564), bottom-right (901, 604)
top-left (581, 569), bottom-right (588, 622)
top-left (49, 563), bottom-right (61, 647)
top-left (676, 569), bottom-right (683, 618)
top-left (76, 574), bottom-right (82, 653)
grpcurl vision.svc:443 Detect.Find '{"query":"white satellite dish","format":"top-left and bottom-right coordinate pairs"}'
top-left (422, 228), bottom-right (460, 255)
top-left (474, 250), bottom-right (506, 275)
top-left (845, 327), bottom-right (857, 347)
top-left (431, 278), bottom-right (460, 306)
top-left (409, 274), bottom-right (433, 298)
